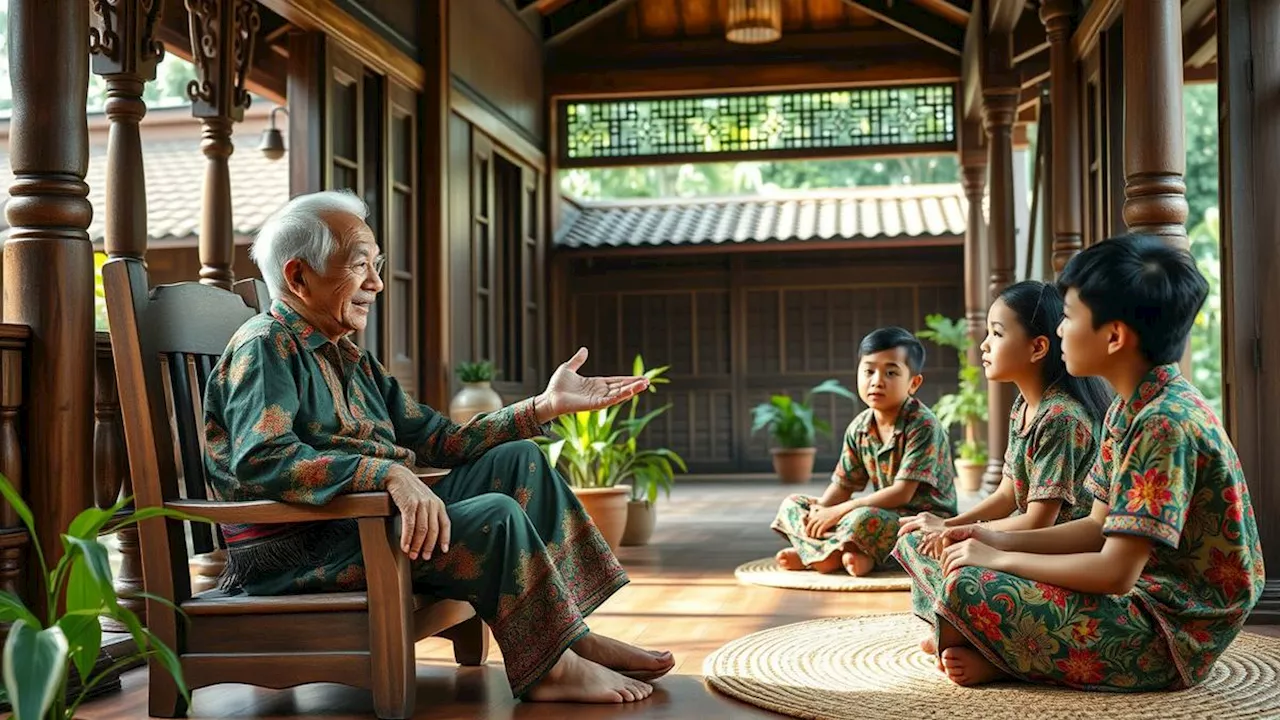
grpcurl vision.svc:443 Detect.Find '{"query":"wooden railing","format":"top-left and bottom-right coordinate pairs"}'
top-left (0, 324), bottom-right (29, 643)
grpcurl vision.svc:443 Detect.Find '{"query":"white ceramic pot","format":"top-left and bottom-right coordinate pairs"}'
top-left (449, 381), bottom-right (503, 424)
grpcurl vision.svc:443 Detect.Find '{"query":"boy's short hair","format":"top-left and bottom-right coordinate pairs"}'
top-left (858, 327), bottom-right (926, 375)
top-left (1058, 234), bottom-right (1209, 365)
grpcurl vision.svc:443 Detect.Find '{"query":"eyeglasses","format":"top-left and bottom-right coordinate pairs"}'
top-left (343, 256), bottom-right (386, 278)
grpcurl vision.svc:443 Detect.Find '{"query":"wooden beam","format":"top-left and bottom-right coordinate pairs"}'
top-left (1073, 0), bottom-right (1120, 60)
top-left (548, 51), bottom-right (960, 98)
top-left (1181, 0), bottom-right (1215, 33)
top-left (545, 0), bottom-right (641, 48)
top-left (840, 0), bottom-right (964, 56)
top-left (914, 0), bottom-right (970, 26)
top-left (987, 0), bottom-right (1025, 35)
top-left (1012, 7), bottom-right (1048, 64)
top-left (1183, 10), bottom-right (1217, 68)
top-left (1018, 51), bottom-right (1050, 88)
top-left (450, 87), bottom-right (546, 171)
top-left (960, 0), bottom-right (984, 123)
top-left (556, 141), bottom-right (957, 169)
top-left (255, 0), bottom-right (425, 90)
top-left (554, 237), bottom-right (964, 261)
top-left (532, 0), bottom-right (573, 13)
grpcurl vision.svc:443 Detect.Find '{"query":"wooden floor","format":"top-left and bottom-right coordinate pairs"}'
top-left (81, 481), bottom-right (1280, 719)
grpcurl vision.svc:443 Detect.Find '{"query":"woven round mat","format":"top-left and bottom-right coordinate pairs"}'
top-left (704, 613), bottom-right (1280, 720)
top-left (734, 557), bottom-right (911, 592)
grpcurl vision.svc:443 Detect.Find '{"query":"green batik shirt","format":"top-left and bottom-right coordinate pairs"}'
top-left (1084, 364), bottom-right (1265, 686)
top-left (203, 299), bottom-right (546, 584)
top-left (832, 396), bottom-right (957, 517)
top-left (1003, 385), bottom-right (1099, 523)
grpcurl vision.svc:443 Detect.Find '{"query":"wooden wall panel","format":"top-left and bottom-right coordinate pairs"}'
top-left (448, 112), bottom-right (474, 391)
top-left (563, 247), bottom-right (965, 474)
top-left (340, 0), bottom-right (419, 51)
top-left (448, 0), bottom-right (545, 145)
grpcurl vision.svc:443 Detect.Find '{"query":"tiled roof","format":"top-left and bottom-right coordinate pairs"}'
top-left (0, 114), bottom-right (289, 247)
top-left (555, 184), bottom-right (967, 250)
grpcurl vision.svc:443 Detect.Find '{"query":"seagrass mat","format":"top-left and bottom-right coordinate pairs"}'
top-left (734, 557), bottom-right (912, 592)
top-left (703, 613), bottom-right (1280, 719)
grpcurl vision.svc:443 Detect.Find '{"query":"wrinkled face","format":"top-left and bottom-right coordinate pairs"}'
top-left (1057, 288), bottom-right (1109, 377)
top-left (288, 211), bottom-right (384, 340)
top-left (857, 347), bottom-right (922, 412)
top-left (980, 298), bottom-right (1044, 382)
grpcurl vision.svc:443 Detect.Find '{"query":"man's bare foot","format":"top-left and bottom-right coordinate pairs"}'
top-left (776, 548), bottom-right (806, 571)
top-left (940, 647), bottom-right (1008, 686)
top-left (574, 632), bottom-right (674, 681)
top-left (525, 649), bottom-right (654, 703)
top-left (841, 551), bottom-right (875, 576)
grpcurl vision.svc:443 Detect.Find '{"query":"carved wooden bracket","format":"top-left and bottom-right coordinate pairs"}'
top-left (90, 0), bottom-right (166, 78)
top-left (185, 0), bottom-right (260, 122)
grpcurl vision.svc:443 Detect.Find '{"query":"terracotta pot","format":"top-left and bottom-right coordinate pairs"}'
top-left (571, 485), bottom-right (631, 551)
top-left (449, 381), bottom-right (503, 424)
top-left (771, 447), bottom-right (817, 484)
top-left (621, 499), bottom-right (657, 546)
top-left (955, 459), bottom-right (985, 494)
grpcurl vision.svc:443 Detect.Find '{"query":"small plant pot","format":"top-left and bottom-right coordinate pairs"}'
top-left (622, 499), bottom-right (658, 546)
top-left (955, 459), bottom-right (985, 494)
top-left (449, 381), bottom-right (503, 424)
top-left (771, 447), bottom-right (817, 485)
top-left (571, 485), bottom-right (631, 551)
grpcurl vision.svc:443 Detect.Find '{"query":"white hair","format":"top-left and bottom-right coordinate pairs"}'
top-left (250, 190), bottom-right (369, 298)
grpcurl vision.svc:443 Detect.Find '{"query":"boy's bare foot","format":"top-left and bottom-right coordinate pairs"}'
top-left (525, 649), bottom-right (654, 703)
top-left (841, 551), bottom-right (875, 576)
top-left (811, 553), bottom-right (845, 574)
top-left (574, 632), bottom-right (675, 681)
top-left (776, 548), bottom-right (806, 571)
top-left (940, 647), bottom-right (1008, 686)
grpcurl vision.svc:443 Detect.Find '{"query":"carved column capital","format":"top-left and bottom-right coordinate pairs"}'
top-left (1040, 0), bottom-right (1076, 42)
top-left (185, 0), bottom-right (260, 122)
top-left (981, 86), bottom-right (1020, 133)
top-left (961, 164), bottom-right (987, 199)
top-left (90, 0), bottom-right (165, 79)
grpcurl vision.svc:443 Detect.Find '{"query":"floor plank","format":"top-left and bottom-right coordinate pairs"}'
top-left (77, 481), bottom-right (1280, 719)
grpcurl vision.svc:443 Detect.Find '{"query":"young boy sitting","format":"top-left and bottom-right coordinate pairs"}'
top-left (771, 327), bottom-right (958, 576)
top-left (925, 234), bottom-right (1264, 690)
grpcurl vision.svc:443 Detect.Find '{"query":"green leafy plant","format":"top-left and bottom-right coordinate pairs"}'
top-left (0, 473), bottom-right (204, 720)
top-left (455, 361), bottom-right (497, 383)
top-left (750, 379), bottom-right (858, 449)
top-left (917, 314), bottom-right (989, 463)
top-left (535, 355), bottom-right (686, 500)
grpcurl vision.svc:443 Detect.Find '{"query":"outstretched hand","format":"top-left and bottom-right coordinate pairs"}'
top-left (535, 347), bottom-right (650, 423)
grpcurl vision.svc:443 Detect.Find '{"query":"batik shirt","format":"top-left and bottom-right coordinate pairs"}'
top-left (832, 396), bottom-right (957, 517)
top-left (1003, 385), bottom-right (1099, 523)
top-left (203, 299), bottom-right (546, 585)
top-left (1085, 364), bottom-right (1265, 686)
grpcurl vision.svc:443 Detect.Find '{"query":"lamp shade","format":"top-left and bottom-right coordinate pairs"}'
top-left (726, 0), bottom-right (782, 44)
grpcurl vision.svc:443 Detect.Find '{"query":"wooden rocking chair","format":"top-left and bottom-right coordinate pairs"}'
top-left (104, 258), bottom-right (486, 719)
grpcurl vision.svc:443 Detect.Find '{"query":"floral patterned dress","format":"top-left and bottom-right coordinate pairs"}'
top-left (913, 365), bottom-right (1265, 691)
top-left (771, 396), bottom-right (957, 567)
top-left (895, 385), bottom-right (1099, 619)
top-left (203, 300), bottom-right (629, 697)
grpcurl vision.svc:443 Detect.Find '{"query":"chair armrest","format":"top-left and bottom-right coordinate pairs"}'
top-left (166, 492), bottom-right (394, 524)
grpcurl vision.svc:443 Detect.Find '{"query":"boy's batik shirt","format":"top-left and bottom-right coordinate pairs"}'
top-left (1085, 364), bottom-right (1265, 686)
top-left (833, 396), bottom-right (958, 517)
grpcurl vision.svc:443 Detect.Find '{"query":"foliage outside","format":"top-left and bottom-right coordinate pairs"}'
top-left (917, 314), bottom-right (989, 463)
top-left (750, 380), bottom-right (859, 450)
top-left (0, 473), bottom-right (205, 720)
top-left (455, 360), bottom-right (496, 384)
top-left (535, 356), bottom-right (686, 503)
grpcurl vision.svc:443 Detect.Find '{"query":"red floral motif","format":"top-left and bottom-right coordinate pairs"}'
top-left (1205, 547), bottom-right (1250, 601)
top-left (1070, 617), bottom-right (1100, 644)
top-left (1101, 440), bottom-right (1114, 464)
top-left (1055, 647), bottom-right (1105, 685)
top-left (335, 563), bottom-right (366, 590)
top-left (431, 542), bottom-right (485, 581)
top-left (515, 486), bottom-right (533, 510)
top-left (981, 570), bottom-right (997, 583)
top-left (966, 601), bottom-right (1004, 643)
top-left (290, 456), bottom-right (334, 489)
top-left (1124, 467), bottom-right (1173, 516)
top-left (1034, 582), bottom-right (1070, 609)
top-left (1223, 486), bottom-right (1244, 523)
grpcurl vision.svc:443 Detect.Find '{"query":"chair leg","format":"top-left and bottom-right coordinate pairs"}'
top-left (444, 615), bottom-right (490, 666)
top-left (148, 663), bottom-right (189, 718)
top-left (360, 518), bottom-right (416, 720)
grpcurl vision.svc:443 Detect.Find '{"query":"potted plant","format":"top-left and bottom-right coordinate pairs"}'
top-left (751, 379), bottom-right (858, 484)
top-left (614, 357), bottom-right (686, 547)
top-left (918, 314), bottom-right (989, 493)
top-left (448, 360), bottom-right (503, 424)
top-left (535, 355), bottom-right (682, 550)
top-left (0, 473), bottom-right (202, 720)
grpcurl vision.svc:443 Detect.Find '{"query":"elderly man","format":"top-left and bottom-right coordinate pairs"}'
top-left (202, 190), bottom-right (673, 703)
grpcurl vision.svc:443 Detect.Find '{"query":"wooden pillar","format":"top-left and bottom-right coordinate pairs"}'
top-left (187, 0), bottom-right (259, 290)
top-left (1041, 0), bottom-right (1084, 274)
top-left (4, 0), bottom-right (94, 601)
top-left (91, 0), bottom-right (164, 629)
top-left (421, 0), bottom-right (451, 409)
top-left (960, 121), bottom-right (988, 372)
top-left (1121, 0), bottom-right (1188, 248)
top-left (982, 62), bottom-right (1020, 493)
top-left (1220, 0), bottom-right (1280, 623)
